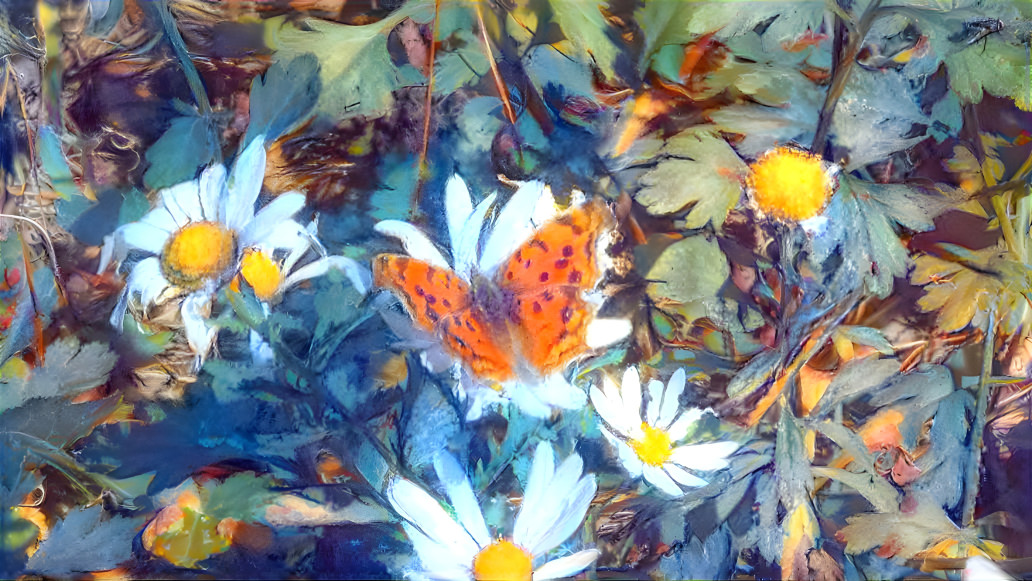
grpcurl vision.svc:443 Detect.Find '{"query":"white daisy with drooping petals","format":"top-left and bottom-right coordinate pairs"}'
top-left (591, 367), bottom-right (739, 497)
top-left (387, 442), bottom-right (599, 581)
top-left (99, 137), bottom-right (361, 364)
top-left (375, 174), bottom-right (630, 421)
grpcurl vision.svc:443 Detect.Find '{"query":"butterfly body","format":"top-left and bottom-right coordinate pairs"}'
top-left (374, 198), bottom-right (614, 385)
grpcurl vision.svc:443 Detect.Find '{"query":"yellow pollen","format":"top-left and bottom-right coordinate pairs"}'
top-left (162, 222), bottom-right (236, 288)
top-left (239, 249), bottom-right (283, 301)
top-left (472, 539), bottom-right (533, 581)
top-left (747, 147), bottom-right (834, 221)
top-left (630, 423), bottom-right (673, 467)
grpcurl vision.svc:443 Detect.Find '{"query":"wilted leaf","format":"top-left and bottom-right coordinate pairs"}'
top-left (811, 357), bottom-right (899, 417)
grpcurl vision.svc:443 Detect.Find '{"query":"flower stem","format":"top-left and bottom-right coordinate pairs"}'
top-left (963, 308), bottom-right (995, 527)
top-left (811, 0), bottom-right (883, 157)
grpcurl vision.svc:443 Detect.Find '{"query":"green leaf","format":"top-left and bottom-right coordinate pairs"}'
top-left (946, 36), bottom-right (1032, 111)
top-left (265, 2), bottom-right (434, 119)
top-left (143, 114), bottom-right (218, 190)
top-left (646, 234), bottom-right (730, 304)
top-left (634, 130), bottom-right (748, 228)
top-left (433, 29), bottom-right (489, 96)
top-left (245, 53), bottom-right (322, 145)
top-left (548, 0), bottom-right (620, 78)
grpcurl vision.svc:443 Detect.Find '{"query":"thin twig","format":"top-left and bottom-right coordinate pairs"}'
top-left (475, 4), bottom-right (517, 126)
top-left (418, 0), bottom-right (441, 176)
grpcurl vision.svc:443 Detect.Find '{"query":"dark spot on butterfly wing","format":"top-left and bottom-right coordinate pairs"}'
top-left (562, 245), bottom-right (574, 257)
top-left (539, 272), bottom-right (549, 282)
top-left (568, 270), bottom-right (582, 284)
top-left (554, 258), bottom-right (569, 269)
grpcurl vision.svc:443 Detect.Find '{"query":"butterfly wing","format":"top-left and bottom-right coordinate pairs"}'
top-left (373, 254), bottom-right (515, 382)
top-left (499, 199), bottom-right (613, 374)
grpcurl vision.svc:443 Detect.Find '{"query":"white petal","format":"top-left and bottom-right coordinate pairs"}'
top-left (659, 368), bottom-right (686, 428)
top-left (666, 408), bottom-right (705, 441)
top-left (533, 549), bottom-right (600, 580)
top-left (139, 206), bottom-right (177, 233)
top-left (224, 138), bottom-right (266, 230)
top-left (240, 193), bottom-right (306, 246)
top-left (160, 180), bottom-right (203, 226)
top-left (126, 257), bottom-right (167, 308)
top-left (444, 175), bottom-right (474, 258)
top-left (621, 367), bottom-right (643, 424)
top-left (643, 464), bottom-right (684, 497)
top-left (402, 523), bottom-right (473, 580)
top-left (453, 194), bottom-right (495, 280)
top-left (584, 318), bottom-right (631, 349)
top-left (479, 181), bottom-right (550, 275)
top-left (433, 452), bottom-right (490, 548)
top-left (198, 163), bottom-right (227, 222)
top-left (516, 449), bottom-right (587, 553)
top-left (181, 291), bottom-right (217, 362)
top-left (98, 235), bottom-right (116, 274)
top-left (599, 426), bottom-right (643, 478)
top-left (109, 286), bottom-right (129, 331)
top-left (513, 442), bottom-right (554, 548)
top-left (507, 384), bottom-right (554, 419)
top-left (257, 219), bottom-right (309, 252)
top-left (669, 441), bottom-right (739, 471)
top-left (524, 471), bottom-right (596, 556)
top-left (282, 256), bottom-right (372, 296)
top-left (118, 222), bottom-right (170, 255)
top-left (528, 374), bottom-right (586, 410)
top-left (664, 463), bottom-right (708, 488)
top-left (388, 478), bottom-right (480, 563)
top-left (964, 556), bottom-right (1013, 581)
top-left (645, 379), bottom-right (664, 426)
top-left (374, 220), bottom-right (450, 270)
top-left (590, 385), bottom-right (635, 436)
top-left (249, 329), bottom-right (275, 366)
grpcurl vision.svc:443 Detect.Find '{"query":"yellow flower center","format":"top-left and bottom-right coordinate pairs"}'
top-left (747, 147), bottom-right (834, 221)
top-left (472, 539), bottom-right (533, 581)
top-left (630, 422), bottom-right (673, 466)
top-left (161, 222), bottom-right (237, 289)
top-left (238, 249), bottom-right (283, 301)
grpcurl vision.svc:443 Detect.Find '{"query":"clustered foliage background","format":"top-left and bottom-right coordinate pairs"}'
top-left (2, 0), bottom-right (1032, 578)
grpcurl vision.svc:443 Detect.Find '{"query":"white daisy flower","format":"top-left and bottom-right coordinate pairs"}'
top-left (375, 174), bottom-right (629, 421)
top-left (387, 442), bottom-right (599, 581)
top-left (590, 367), bottom-right (739, 497)
top-left (99, 137), bottom-right (357, 364)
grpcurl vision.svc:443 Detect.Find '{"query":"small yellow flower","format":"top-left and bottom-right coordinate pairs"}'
top-left (748, 147), bottom-right (835, 221)
top-left (238, 249), bottom-right (283, 301)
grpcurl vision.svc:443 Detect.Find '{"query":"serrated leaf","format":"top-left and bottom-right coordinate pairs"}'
top-left (0, 337), bottom-right (117, 413)
top-left (646, 234), bottom-right (730, 305)
top-left (548, 0), bottom-right (620, 78)
top-left (265, 2), bottom-right (434, 119)
top-left (245, 53), bottom-right (322, 145)
top-left (25, 506), bottom-right (141, 576)
top-left (634, 130), bottom-right (747, 228)
top-left (143, 114), bottom-right (218, 190)
top-left (946, 37), bottom-right (1032, 111)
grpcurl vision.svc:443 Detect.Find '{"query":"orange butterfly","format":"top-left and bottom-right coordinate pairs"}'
top-left (373, 177), bottom-right (623, 385)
